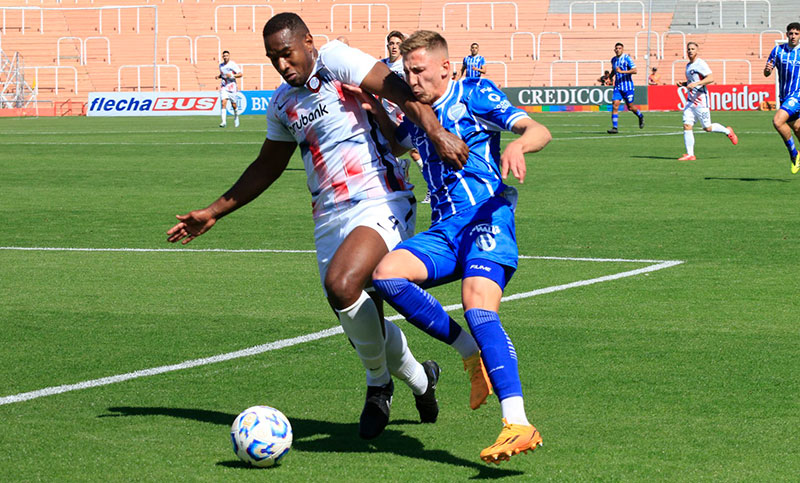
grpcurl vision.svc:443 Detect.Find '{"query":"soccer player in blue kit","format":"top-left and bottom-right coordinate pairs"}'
top-left (607, 42), bottom-right (644, 134)
top-left (363, 30), bottom-right (552, 464)
top-left (764, 22), bottom-right (800, 174)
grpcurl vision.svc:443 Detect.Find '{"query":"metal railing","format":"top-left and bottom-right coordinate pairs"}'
top-left (510, 32), bottom-right (535, 60)
top-left (118, 64), bottom-right (180, 92)
top-left (671, 58), bottom-right (752, 84)
top-left (759, 29), bottom-right (784, 58)
top-left (694, 0), bottom-right (771, 29)
top-left (331, 3), bottom-right (390, 32)
top-left (660, 30), bottom-right (687, 59)
top-left (84, 36), bottom-right (110, 65)
top-left (634, 30), bottom-right (660, 59)
top-left (568, 1), bottom-right (644, 30)
top-left (238, 63), bottom-right (279, 90)
top-left (166, 35), bottom-right (193, 64)
top-left (442, 2), bottom-right (518, 31)
top-left (550, 60), bottom-right (606, 86)
top-left (194, 35), bottom-right (221, 66)
top-left (24, 65), bottom-right (79, 95)
top-left (214, 5), bottom-right (274, 33)
top-left (537, 31), bottom-right (563, 60)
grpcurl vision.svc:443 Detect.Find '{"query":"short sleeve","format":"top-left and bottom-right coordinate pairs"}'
top-left (394, 118), bottom-right (416, 150)
top-left (318, 41), bottom-right (379, 86)
top-left (230, 61), bottom-right (242, 74)
top-left (626, 55), bottom-right (636, 69)
top-left (696, 59), bottom-right (712, 77)
top-left (265, 92), bottom-right (295, 142)
top-left (468, 79), bottom-right (527, 131)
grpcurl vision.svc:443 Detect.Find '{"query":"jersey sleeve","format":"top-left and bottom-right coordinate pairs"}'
top-left (265, 91), bottom-right (295, 142)
top-left (230, 61), bottom-right (242, 74)
top-left (767, 46), bottom-right (778, 66)
top-left (394, 118), bottom-right (416, 150)
top-left (695, 59), bottom-right (712, 77)
top-left (319, 41), bottom-right (379, 86)
top-left (626, 55), bottom-right (636, 70)
top-left (467, 79), bottom-right (527, 131)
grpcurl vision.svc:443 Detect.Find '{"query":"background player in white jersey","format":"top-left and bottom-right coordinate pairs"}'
top-left (355, 30), bottom-right (551, 464)
top-left (380, 31), bottom-right (428, 202)
top-left (167, 13), bottom-right (470, 441)
top-left (676, 42), bottom-right (738, 161)
top-left (217, 50), bottom-right (242, 128)
top-left (607, 42), bottom-right (644, 134)
top-left (764, 22), bottom-right (800, 174)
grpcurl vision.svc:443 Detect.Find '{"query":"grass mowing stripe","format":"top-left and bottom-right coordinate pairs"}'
top-left (0, 257), bottom-right (682, 407)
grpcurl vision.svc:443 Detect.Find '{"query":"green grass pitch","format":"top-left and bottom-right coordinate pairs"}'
top-left (1, 111), bottom-right (798, 480)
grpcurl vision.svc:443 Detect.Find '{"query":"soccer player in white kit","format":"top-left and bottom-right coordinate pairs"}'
top-left (217, 50), bottom-right (242, 128)
top-left (677, 42), bottom-right (738, 161)
top-left (167, 13), bottom-right (471, 441)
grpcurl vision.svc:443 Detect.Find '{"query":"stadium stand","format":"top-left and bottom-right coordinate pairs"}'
top-left (0, 0), bottom-right (795, 111)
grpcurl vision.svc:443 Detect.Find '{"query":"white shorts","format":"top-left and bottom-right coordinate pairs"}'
top-left (219, 87), bottom-right (239, 103)
top-left (683, 104), bottom-right (711, 128)
top-left (314, 194), bottom-right (416, 295)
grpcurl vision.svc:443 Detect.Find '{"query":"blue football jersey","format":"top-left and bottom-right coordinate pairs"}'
top-left (463, 55), bottom-right (485, 78)
top-left (395, 78), bottom-right (528, 225)
top-left (767, 44), bottom-right (800, 101)
top-left (611, 54), bottom-right (635, 91)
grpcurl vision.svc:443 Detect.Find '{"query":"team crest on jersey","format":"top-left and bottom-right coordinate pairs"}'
top-left (306, 74), bottom-right (322, 93)
top-left (447, 103), bottom-right (467, 121)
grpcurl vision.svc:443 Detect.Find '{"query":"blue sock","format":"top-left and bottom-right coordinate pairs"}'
top-left (634, 110), bottom-right (643, 119)
top-left (373, 278), bottom-right (463, 344)
top-left (785, 138), bottom-right (798, 159)
top-left (612, 113), bottom-right (619, 128)
top-left (464, 308), bottom-right (522, 400)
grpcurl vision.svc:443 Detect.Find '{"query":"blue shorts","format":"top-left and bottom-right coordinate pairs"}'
top-left (779, 95), bottom-right (800, 122)
top-left (613, 88), bottom-right (635, 104)
top-left (395, 195), bottom-right (518, 290)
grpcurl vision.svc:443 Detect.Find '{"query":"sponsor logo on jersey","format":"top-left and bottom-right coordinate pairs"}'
top-left (306, 74), bottom-right (322, 93)
top-left (288, 104), bottom-right (330, 134)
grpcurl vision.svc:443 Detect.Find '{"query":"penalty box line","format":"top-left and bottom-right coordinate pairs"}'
top-left (0, 249), bottom-right (683, 406)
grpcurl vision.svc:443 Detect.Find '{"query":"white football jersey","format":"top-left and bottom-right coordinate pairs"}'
top-left (266, 41), bottom-right (412, 219)
top-left (685, 58), bottom-right (711, 108)
top-left (219, 60), bottom-right (241, 92)
top-left (380, 56), bottom-right (405, 123)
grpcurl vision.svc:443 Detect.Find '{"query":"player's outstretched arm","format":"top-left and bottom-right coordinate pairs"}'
top-left (166, 139), bottom-right (296, 244)
top-left (499, 117), bottom-right (551, 184)
top-left (359, 62), bottom-right (469, 169)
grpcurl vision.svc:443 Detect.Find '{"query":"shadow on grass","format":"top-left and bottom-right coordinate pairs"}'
top-left (704, 177), bottom-right (789, 182)
top-left (101, 406), bottom-right (523, 479)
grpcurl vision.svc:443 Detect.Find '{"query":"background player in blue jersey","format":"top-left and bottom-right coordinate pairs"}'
top-left (458, 42), bottom-right (486, 80)
top-left (607, 42), bottom-right (644, 134)
top-left (764, 22), bottom-right (800, 174)
top-left (360, 30), bottom-right (551, 464)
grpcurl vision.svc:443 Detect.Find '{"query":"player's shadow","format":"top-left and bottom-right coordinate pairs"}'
top-left (101, 406), bottom-right (523, 479)
top-left (704, 177), bottom-right (789, 182)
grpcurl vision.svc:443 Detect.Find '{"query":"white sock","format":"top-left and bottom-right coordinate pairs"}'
top-left (384, 320), bottom-right (427, 395)
top-left (451, 328), bottom-right (480, 359)
top-left (336, 291), bottom-right (390, 386)
top-left (709, 123), bottom-right (729, 135)
top-left (684, 130), bottom-right (695, 156)
top-left (500, 396), bottom-right (530, 426)
top-left (220, 108), bottom-right (226, 124)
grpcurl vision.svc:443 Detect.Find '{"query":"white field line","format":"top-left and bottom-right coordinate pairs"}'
top-left (0, 250), bottom-right (683, 406)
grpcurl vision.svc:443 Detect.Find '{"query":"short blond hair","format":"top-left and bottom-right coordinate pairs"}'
top-left (400, 30), bottom-right (449, 57)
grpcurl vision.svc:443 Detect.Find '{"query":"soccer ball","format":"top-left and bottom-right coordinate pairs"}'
top-left (230, 406), bottom-right (292, 467)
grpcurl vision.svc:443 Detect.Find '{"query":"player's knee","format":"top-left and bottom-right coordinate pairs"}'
top-left (324, 272), bottom-right (362, 309)
top-left (703, 126), bottom-right (712, 132)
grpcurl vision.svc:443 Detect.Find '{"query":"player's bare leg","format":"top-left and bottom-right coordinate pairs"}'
top-left (326, 227), bottom-right (431, 438)
top-left (462, 276), bottom-right (542, 464)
